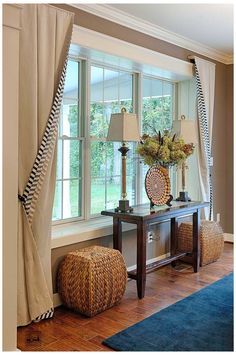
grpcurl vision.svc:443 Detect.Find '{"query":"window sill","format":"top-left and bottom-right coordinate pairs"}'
top-left (51, 216), bottom-right (136, 249)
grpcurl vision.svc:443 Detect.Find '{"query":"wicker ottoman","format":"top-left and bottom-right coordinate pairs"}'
top-left (178, 220), bottom-right (224, 266)
top-left (57, 246), bottom-right (127, 317)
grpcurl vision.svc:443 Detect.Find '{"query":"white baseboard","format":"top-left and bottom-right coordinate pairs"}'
top-left (224, 233), bottom-right (234, 243)
top-left (53, 253), bottom-right (170, 308)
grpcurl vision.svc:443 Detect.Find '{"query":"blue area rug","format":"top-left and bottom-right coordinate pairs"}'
top-left (103, 273), bottom-right (233, 351)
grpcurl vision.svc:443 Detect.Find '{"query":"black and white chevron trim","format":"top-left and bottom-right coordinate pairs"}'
top-left (34, 308), bottom-right (54, 322)
top-left (195, 63), bottom-right (213, 220)
top-left (19, 43), bottom-right (70, 225)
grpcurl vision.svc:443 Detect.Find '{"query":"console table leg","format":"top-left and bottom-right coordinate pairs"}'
top-left (193, 209), bottom-right (200, 272)
top-left (136, 221), bottom-right (147, 299)
top-left (113, 217), bottom-right (122, 252)
top-left (171, 217), bottom-right (178, 267)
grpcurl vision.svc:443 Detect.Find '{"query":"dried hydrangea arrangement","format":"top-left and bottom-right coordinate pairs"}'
top-left (136, 130), bottom-right (195, 168)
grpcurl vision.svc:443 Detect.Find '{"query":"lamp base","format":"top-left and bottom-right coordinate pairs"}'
top-left (115, 199), bottom-right (133, 213)
top-left (176, 191), bottom-right (191, 202)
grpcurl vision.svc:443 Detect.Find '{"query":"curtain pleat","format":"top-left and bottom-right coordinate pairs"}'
top-left (18, 4), bottom-right (73, 326)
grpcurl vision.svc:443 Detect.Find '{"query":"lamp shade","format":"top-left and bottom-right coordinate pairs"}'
top-left (107, 109), bottom-right (140, 142)
top-left (172, 118), bottom-right (197, 144)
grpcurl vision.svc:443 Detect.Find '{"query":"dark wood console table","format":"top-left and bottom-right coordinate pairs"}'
top-left (101, 201), bottom-right (208, 299)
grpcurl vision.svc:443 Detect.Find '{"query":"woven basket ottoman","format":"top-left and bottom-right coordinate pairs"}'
top-left (57, 246), bottom-right (127, 317)
top-left (177, 220), bottom-right (224, 266)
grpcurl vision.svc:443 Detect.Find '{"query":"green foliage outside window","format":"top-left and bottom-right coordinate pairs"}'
top-left (67, 104), bottom-right (78, 136)
top-left (142, 96), bottom-right (172, 135)
top-left (67, 105), bottom-right (80, 179)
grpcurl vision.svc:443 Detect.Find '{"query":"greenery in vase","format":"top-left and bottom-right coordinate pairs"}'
top-left (136, 130), bottom-right (195, 168)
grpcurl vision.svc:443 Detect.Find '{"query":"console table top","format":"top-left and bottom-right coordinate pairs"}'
top-left (101, 201), bottom-right (209, 221)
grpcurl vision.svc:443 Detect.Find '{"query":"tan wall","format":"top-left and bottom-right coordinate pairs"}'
top-left (51, 4), bottom-right (233, 292)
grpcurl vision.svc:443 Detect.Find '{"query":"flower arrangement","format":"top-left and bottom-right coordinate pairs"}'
top-left (136, 130), bottom-right (195, 168)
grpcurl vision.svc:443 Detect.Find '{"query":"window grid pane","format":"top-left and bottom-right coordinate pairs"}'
top-left (53, 59), bottom-right (83, 222)
top-left (90, 65), bottom-right (135, 215)
top-left (141, 76), bottom-right (176, 203)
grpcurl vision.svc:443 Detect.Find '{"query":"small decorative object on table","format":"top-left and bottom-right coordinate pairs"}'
top-left (145, 165), bottom-right (172, 207)
top-left (57, 246), bottom-right (127, 317)
top-left (137, 130), bottom-right (194, 208)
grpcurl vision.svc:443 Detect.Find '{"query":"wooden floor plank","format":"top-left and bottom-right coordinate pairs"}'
top-left (17, 243), bottom-right (233, 351)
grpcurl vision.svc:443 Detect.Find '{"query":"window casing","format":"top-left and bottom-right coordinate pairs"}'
top-left (53, 58), bottom-right (177, 223)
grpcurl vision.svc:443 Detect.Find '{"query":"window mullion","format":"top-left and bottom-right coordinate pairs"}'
top-left (78, 60), bottom-right (81, 137)
top-left (173, 82), bottom-right (178, 121)
top-left (173, 82), bottom-right (179, 197)
top-left (61, 138), bottom-right (64, 219)
top-left (83, 59), bottom-right (91, 221)
top-left (135, 72), bottom-right (142, 205)
top-left (161, 79), bottom-right (164, 129)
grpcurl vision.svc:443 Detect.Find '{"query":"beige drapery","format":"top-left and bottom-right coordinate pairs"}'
top-left (18, 4), bottom-right (73, 326)
top-left (194, 57), bottom-right (215, 220)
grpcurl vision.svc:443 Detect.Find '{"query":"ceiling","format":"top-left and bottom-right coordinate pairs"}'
top-left (108, 4), bottom-right (234, 56)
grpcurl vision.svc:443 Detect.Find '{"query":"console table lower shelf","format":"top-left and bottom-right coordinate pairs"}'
top-left (128, 251), bottom-right (190, 279)
top-left (101, 201), bottom-right (209, 299)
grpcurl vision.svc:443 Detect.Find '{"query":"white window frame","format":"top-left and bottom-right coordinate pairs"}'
top-left (71, 25), bottom-right (193, 81)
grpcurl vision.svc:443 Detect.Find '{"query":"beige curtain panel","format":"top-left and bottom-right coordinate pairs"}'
top-left (18, 4), bottom-right (73, 326)
top-left (194, 57), bottom-right (215, 220)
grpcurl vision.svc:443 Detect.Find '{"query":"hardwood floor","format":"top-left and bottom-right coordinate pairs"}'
top-left (17, 243), bottom-right (233, 351)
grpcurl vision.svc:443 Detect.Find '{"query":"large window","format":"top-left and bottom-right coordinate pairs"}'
top-left (53, 59), bottom-right (177, 223)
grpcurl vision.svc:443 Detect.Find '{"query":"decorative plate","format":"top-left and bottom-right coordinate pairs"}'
top-left (145, 165), bottom-right (171, 206)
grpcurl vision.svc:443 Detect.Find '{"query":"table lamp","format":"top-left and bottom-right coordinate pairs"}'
top-left (172, 115), bottom-right (197, 202)
top-left (107, 108), bottom-right (140, 212)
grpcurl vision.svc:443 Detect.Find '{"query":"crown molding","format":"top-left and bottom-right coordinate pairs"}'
top-left (71, 3), bottom-right (233, 65)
